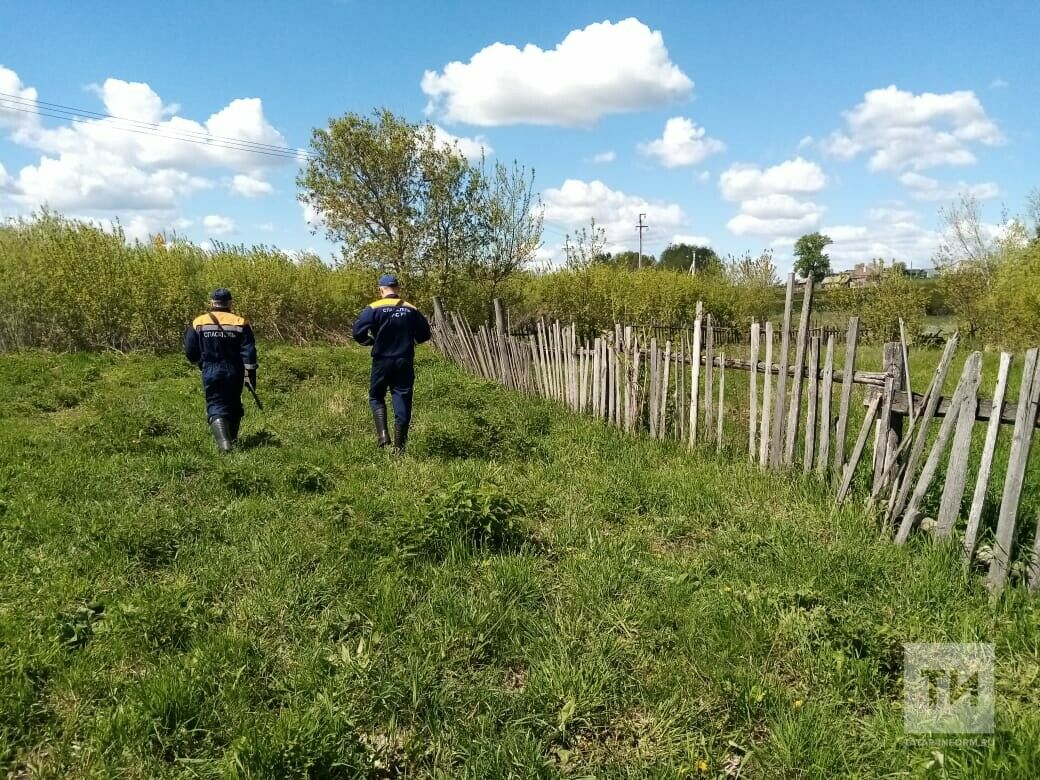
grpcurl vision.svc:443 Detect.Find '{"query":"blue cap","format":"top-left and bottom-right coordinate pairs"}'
top-left (378, 274), bottom-right (399, 287)
top-left (210, 288), bottom-right (232, 303)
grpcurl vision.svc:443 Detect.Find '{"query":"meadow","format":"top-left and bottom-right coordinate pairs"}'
top-left (2, 343), bottom-right (1039, 778)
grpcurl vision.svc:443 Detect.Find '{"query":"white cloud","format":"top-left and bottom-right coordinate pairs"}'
top-left (301, 201), bottom-right (325, 230)
top-left (202, 214), bottom-right (236, 236)
top-left (0, 68), bottom-right (292, 229)
top-left (541, 178), bottom-right (685, 251)
top-left (898, 172), bottom-right (999, 201)
top-left (430, 124), bottom-right (493, 160)
top-left (718, 157), bottom-right (826, 201)
top-left (797, 135), bottom-right (814, 150)
top-left (822, 210), bottom-right (943, 266)
top-left (727, 210), bottom-right (823, 238)
top-left (0, 66), bottom-right (39, 139)
top-left (230, 173), bottom-right (274, 198)
top-left (421, 18), bottom-right (693, 126)
top-left (256, 222), bottom-right (275, 232)
top-left (989, 78), bottom-right (1008, 90)
top-left (589, 150), bottom-right (616, 164)
top-left (671, 233), bottom-right (712, 247)
top-left (719, 158), bottom-right (827, 239)
top-left (823, 85), bottom-right (1004, 172)
top-left (13, 151), bottom-right (211, 211)
top-left (637, 116), bottom-right (725, 168)
top-left (697, 170), bottom-right (711, 182)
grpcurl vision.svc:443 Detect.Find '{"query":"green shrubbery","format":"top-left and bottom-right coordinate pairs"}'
top-left (0, 212), bottom-right (372, 351)
top-left (502, 266), bottom-right (743, 331)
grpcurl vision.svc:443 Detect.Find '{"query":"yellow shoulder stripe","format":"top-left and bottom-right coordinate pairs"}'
top-left (369, 298), bottom-right (416, 309)
top-left (193, 311), bottom-right (248, 327)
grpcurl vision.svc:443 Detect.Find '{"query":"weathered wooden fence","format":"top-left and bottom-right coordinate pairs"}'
top-left (430, 274), bottom-right (1040, 595)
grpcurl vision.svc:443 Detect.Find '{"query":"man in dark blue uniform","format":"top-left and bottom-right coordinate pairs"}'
top-left (352, 274), bottom-right (431, 452)
top-left (183, 288), bottom-right (258, 452)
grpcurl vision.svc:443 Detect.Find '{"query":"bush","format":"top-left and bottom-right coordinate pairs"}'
top-left (500, 266), bottom-right (743, 332)
top-left (0, 212), bottom-right (372, 351)
top-left (830, 271), bottom-right (928, 342)
top-left (983, 240), bottom-right (1040, 348)
top-left (393, 481), bottom-right (535, 561)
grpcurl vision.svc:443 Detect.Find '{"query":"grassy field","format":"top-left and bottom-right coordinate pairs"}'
top-left (2, 344), bottom-right (1040, 778)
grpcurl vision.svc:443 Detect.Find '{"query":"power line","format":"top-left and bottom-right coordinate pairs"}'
top-left (0, 94), bottom-right (312, 162)
top-left (0, 90), bottom-right (309, 157)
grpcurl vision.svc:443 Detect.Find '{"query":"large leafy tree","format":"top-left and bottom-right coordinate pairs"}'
top-left (298, 110), bottom-right (541, 299)
top-left (659, 242), bottom-right (722, 274)
top-left (793, 232), bottom-right (833, 282)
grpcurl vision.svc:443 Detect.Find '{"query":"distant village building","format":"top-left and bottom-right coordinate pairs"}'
top-left (820, 262), bottom-right (934, 288)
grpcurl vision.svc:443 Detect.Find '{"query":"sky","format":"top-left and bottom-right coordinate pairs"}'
top-left (1, 0), bottom-right (1037, 271)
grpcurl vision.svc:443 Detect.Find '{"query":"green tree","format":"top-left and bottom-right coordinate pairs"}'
top-left (793, 232), bottom-right (833, 282)
top-left (469, 159), bottom-right (544, 300)
top-left (659, 242), bottom-right (722, 274)
top-left (563, 218), bottom-right (608, 270)
top-left (298, 110), bottom-right (541, 304)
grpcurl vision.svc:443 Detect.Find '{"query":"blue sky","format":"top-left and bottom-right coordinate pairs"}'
top-left (1, 0), bottom-right (1036, 270)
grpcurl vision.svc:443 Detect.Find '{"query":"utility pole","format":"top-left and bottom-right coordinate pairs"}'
top-left (636, 213), bottom-right (647, 269)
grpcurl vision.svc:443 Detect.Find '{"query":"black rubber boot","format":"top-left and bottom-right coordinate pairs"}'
top-left (372, 406), bottom-right (391, 448)
top-left (393, 422), bottom-right (409, 454)
top-left (209, 417), bottom-right (234, 453)
top-left (229, 416), bottom-right (241, 444)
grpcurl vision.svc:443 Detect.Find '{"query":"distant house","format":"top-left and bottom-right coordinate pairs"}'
top-left (820, 273), bottom-right (850, 288)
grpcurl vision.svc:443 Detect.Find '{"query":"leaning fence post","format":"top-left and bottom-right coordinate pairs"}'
top-left (493, 299), bottom-right (511, 388)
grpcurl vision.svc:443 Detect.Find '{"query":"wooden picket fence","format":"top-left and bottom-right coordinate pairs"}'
top-left (430, 274), bottom-right (1040, 595)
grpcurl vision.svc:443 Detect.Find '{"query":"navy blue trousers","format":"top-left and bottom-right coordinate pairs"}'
top-left (369, 357), bottom-right (415, 425)
top-left (201, 365), bottom-right (244, 422)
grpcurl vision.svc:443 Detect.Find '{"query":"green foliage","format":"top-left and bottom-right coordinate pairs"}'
top-left (793, 232), bottom-right (833, 282)
top-left (659, 242), bottom-right (723, 274)
top-left (394, 481), bottom-right (535, 561)
top-left (984, 239), bottom-right (1040, 347)
top-left (298, 109), bottom-right (541, 301)
top-left (504, 265), bottom-right (743, 330)
top-left (831, 269), bottom-right (929, 342)
top-left (0, 211), bottom-right (372, 351)
top-left (1, 345), bottom-right (1039, 775)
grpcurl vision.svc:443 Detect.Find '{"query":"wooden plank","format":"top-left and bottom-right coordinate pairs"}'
top-left (784, 278), bottom-right (814, 464)
top-left (871, 371), bottom-right (895, 497)
top-left (716, 354), bottom-right (726, 452)
top-left (886, 334), bottom-right (961, 525)
top-left (963, 352), bottom-right (1012, 560)
top-left (1029, 512), bottom-right (1040, 592)
top-left (677, 335), bottom-right (686, 440)
top-left (835, 393), bottom-right (882, 505)
top-left (493, 299), bottom-right (511, 387)
top-left (804, 336), bottom-right (821, 472)
top-left (704, 315), bottom-right (715, 437)
top-left (816, 334), bottom-right (835, 477)
top-left (899, 318), bottom-right (916, 434)
top-left (935, 352), bottom-right (983, 537)
top-left (770, 273), bottom-right (796, 466)
top-left (660, 340), bottom-right (672, 438)
top-left (759, 322), bottom-right (774, 468)
top-left (688, 303), bottom-right (703, 447)
top-left (648, 337), bottom-right (660, 437)
top-left (987, 348), bottom-right (1040, 593)
top-left (895, 354), bottom-right (980, 544)
top-left (749, 322), bottom-right (760, 458)
top-left (832, 317), bottom-right (860, 476)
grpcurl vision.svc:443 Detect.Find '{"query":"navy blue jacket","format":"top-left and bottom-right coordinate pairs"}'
top-left (352, 296), bottom-right (431, 359)
top-left (183, 309), bottom-right (258, 375)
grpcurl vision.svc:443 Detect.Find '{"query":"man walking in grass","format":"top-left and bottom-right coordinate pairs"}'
top-left (352, 274), bottom-right (431, 453)
top-left (184, 288), bottom-right (258, 453)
